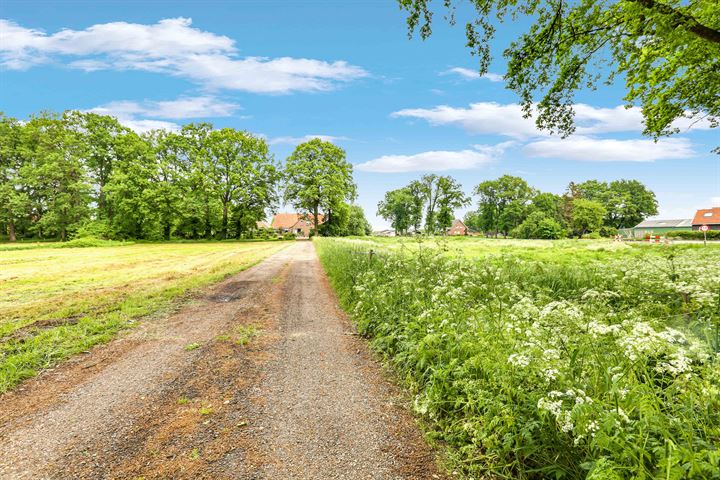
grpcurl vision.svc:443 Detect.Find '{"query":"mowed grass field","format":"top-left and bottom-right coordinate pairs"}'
top-left (317, 236), bottom-right (720, 479)
top-left (0, 241), bottom-right (288, 392)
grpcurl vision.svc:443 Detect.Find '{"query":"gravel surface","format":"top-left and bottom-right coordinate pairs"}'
top-left (0, 241), bottom-right (445, 479)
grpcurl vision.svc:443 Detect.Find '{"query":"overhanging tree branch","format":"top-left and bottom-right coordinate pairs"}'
top-left (631, 0), bottom-right (720, 44)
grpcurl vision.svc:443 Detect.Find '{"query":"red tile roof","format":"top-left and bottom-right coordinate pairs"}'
top-left (692, 208), bottom-right (720, 225)
top-left (270, 213), bottom-right (325, 229)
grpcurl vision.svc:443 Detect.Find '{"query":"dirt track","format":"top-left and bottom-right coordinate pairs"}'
top-left (0, 241), bottom-right (444, 479)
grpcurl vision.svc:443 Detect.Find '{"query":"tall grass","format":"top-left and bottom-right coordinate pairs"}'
top-left (316, 238), bottom-right (720, 479)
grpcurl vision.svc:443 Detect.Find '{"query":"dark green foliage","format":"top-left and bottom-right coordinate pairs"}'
top-left (575, 179), bottom-right (659, 228)
top-left (283, 138), bottom-right (356, 236)
top-left (0, 111), bottom-right (280, 241)
top-left (667, 230), bottom-right (720, 240)
top-left (378, 174), bottom-right (469, 235)
top-left (513, 211), bottom-right (565, 239)
top-left (474, 175), bottom-right (534, 237)
top-left (462, 176), bottom-right (657, 238)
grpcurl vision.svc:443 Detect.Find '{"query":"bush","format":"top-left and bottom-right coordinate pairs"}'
top-left (58, 236), bottom-right (134, 248)
top-left (316, 238), bottom-right (720, 479)
top-left (581, 231), bottom-right (602, 239)
top-left (667, 230), bottom-right (720, 240)
top-left (73, 220), bottom-right (115, 240)
top-left (513, 211), bottom-right (565, 239)
top-left (282, 232), bottom-right (296, 241)
top-left (599, 226), bottom-right (619, 237)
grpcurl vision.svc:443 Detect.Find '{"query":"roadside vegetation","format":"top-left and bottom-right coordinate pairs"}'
top-left (0, 241), bottom-right (287, 392)
top-left (316, 237), bottom-right (720, 479)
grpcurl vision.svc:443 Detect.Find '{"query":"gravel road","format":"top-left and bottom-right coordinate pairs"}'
top-left (0, 241), bottom-right (444, 479)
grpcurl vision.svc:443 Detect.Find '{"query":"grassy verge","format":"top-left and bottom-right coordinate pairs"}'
top-left (316, 237), bottom-right (720, 479)
top-left (0, 242), bottom-right (287, 392)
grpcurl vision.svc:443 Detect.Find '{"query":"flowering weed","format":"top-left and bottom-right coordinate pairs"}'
top-left (316, 238), bottom-right (720, 479)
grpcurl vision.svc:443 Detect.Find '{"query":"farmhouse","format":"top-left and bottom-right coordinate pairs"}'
top-left (692, 207), bottom-right (720, 231)
top-left (270, 213), bottom-right (325, 237)
top-left (631, 218), bottom-right (693, 237)
top-left (447, 219), bottom-right (470, 236)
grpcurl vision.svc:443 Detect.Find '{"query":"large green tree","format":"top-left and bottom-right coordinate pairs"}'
top-left (66, 112), bottom-right (128, 221)
top-left (206, 129), bottom-right (278, 239)
top-left (405, 180), bottom-right (426, 232)
top-left (0, 114), bottom-right (30, 241)
top-left (435, 176), bottom-right (471, 233)
top-left (411, 174), bottom-right (469, 234)
top-left (22, 113), bottom-right (91, 241)
top-left (284, 138), bottom-right (356, 235)
top-left (346, 204), bottom-right (372, 236)
top-left (378, 187), bottom-right (417, 235)
top-left (104, 130), bottom-right (160, 239)
top-left (570, 198), bottom-right (607, 236)
top-left (473, 175), bottom-right (534, 236)
top-left (575, 179), bottom-right (658, 228)
top-left (399, 0), bottom-right (719, 145)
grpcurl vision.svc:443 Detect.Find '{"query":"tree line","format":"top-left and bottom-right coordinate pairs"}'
top-left (379, 174), bottom-right (658, 238)
top-left (377, 174), bottom-right (470, 235)
top-left (0, 111), bottom-right (367, 242)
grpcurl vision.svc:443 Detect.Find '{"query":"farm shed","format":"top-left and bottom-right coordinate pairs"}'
top-left (692, 207), bottom-right (720, 231)
top-left (630, 218), bottom-right (693, 238)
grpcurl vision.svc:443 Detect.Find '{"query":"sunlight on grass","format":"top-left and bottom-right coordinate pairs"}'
top-left (0, 241), bottom-right (287, 392)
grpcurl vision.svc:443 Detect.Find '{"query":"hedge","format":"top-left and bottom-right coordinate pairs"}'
top-left (666, 230), bottom-right (720, 240)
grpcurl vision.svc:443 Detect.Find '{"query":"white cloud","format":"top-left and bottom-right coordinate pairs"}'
top-left (88, 96), bottom-right (240, 120)
top-left (268, 134), bottom-right (347, 146)
top-left (86, 95), bottom-right (244, 133)
top-left (393, 102), bottom-right (539, 139)
top-left (442, 67), bottom-right (503, 82)
top-left (356, 148), bottom-right (495, 173)
top-left (0, 18), bottom-right (368, 94)
top-left (120, 119), bottom-right (181, 133)
top-left (392, 102), bottom-right (713, 139)
top-left (523, 136), bottom-right (695, 162)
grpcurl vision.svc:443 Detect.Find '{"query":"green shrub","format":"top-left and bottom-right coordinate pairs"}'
top-left (581, 231), bottom-right (602, 239)
top-left (58, 236), bottom-right (134, 248)
top-left (599, 226), bottom-right (619, 237)
top-left (282, 232), bottom-right (297, 241)
top-left (316, 238), bottom-right (720, 479)
top-left (667, 230), bottom-right (720, 240)
top-left (513, 212), bottom-right (566, 239)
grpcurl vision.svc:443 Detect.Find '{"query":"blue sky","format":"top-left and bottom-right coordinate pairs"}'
top-left (1, 0), bottom-right (718, 228)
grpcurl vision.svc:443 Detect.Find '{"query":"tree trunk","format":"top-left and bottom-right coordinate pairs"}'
top-left (163, 223), bottom-right (171, 241)
top-left (222, 202), bottom-right (229, 239)
top-left (204, 199), bottom-right (212, 239)
top-left (8, 219), bottom-right (16, 242)
top-left (61, 226), bottom-right (67, 242)
top-left (313, 203), bottom-right (320, 236)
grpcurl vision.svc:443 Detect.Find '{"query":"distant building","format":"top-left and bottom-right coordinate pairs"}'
top-left (270, 213), bottom-right (324, 237)
top-left (447, 219), bottom-right (470, 236)
top-left (631, 219), bottom-right (693, 237)
top-left (373, 229), bottom-right (396, 237)
top-left (692, 208), bottom-right (720, 231)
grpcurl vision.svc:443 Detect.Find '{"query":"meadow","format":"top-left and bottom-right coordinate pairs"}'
top-left (316, 237), bottom-right (720, 479)
top-left (0, 240), bottom-right (288, 392)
